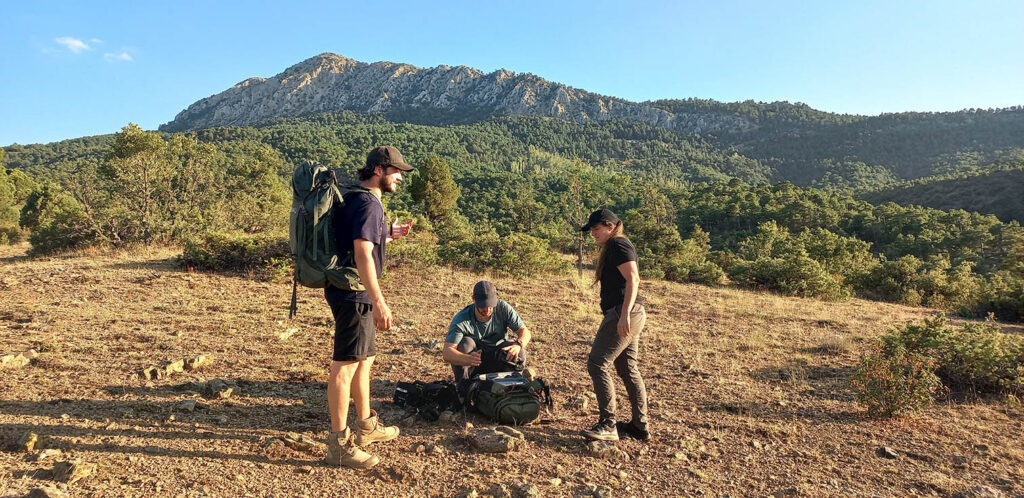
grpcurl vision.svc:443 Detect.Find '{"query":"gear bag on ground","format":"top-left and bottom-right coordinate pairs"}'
top-left (466, 371), bottom-right (552, 426)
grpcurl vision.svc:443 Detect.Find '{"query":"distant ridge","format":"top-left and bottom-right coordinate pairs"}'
top-left (159, 53), bottom-right (757, 133)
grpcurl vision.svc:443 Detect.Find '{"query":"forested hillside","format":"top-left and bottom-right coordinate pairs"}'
top-left (651, 101), bottom-right (1024, 188)
top-left (3, 111), bottom-right (1023, 322)
top-left (859, 160), bottom-right (1024, 223)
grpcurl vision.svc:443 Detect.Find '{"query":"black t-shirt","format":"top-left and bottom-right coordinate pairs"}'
top-left (324, 191), bottom-right (386, 306)
top-left (599, 237), bottom-right (639, 312)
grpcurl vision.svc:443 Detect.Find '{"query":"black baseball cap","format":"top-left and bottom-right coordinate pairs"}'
top-left (473, 281), bottom-right (498, 308)
top-left (581, 209), bottom-right (620, 231)
top-left (366, 145), bottom-right (414, 172)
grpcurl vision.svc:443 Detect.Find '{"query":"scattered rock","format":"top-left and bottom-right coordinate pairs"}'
top-left (282, 432), bottom-right (322, 452)
top-left (876, 446), bottom-right (898, 459)
top-left (771, 488), bottom-right (799, 497)
top-left (183, 354), bottom-right (209, 371)
top-left (566, 395), bottom-right (589, 411)
top-left (519, 484), bottom-right (540, 498)
top-left (577, 483), bottom-right (599, 497)
top-left (951, 455), bottom-right (971, 467)
top-left (904, 451), bottom-right (933, 463)
top-left (139, 366), bottom-right (161, 380)
top-left (413, 443), bottom-right (426, 453)
top-left (424, 339), bottom-right (443, 351)
top-left (438, 410), bottom-right (457, 423)
top-left (455, 488), bottom-right (479, 498)
top-left (549, 478), bottom-right (562, 486)
top-left (176, 399), bottom-right (198, 412)
top-left (494, 426), bottom-right (524, 440)
top-left (750, 439), bottom-right (763, 450)
top-left (35, 448), bottom-right (62, 462)
top-left (202, 379), bottom-right (233, 399)
top-left (471, 427), bottom-right (525, 453)
top-left (27, 486), bottom-right (65, 498)
top-left (688, 468), bottom-right (707, 479)
top-left (0, 349), bottom-right (37, 370)
top-left (372, 465), bottom-right (411, 483)
top-left (52, 459), bottom-right (96, 483)
top-left (295, 466), bottom-right (313, 474)
top-left (973, 444), bottom-right (990, 454)
top-left (164, 359), bottom-right (185, 374)
top-left (952, 485), bottom-right (1005, 498)
top-left (487, 482), bottom-right (512, 498)
top-left (17, 431), bottom-right (38, 452)
top-left (279, 328), bottom-right (298, 341)
top-left (593, 485), bottom-right (612, 498)
top-left (390, 348), bottom-right (407, 355)
top-left (586, 440), bottom-right (627, 460)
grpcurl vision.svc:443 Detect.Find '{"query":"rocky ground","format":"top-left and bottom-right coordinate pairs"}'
top-left (1, 244), bottom-right (1022, 497)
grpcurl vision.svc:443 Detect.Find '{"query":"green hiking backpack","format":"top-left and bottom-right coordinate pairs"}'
top-left (466, 372), bottom-right (553, 426)
top-left (288, 160), bottom-right (370, 317)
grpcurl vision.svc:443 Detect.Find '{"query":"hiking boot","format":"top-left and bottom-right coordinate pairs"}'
top-left (354, 409), bottom-right (400, 446)
top-left (582, 419), bottom-right (619, 441)
top-left (616, 421), bottom-right (651, 442)
top-left (325, 428), bottom-right (379, 469)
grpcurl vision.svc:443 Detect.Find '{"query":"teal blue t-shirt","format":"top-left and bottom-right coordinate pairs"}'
top-left (444, 300), bottom-right (524, 349)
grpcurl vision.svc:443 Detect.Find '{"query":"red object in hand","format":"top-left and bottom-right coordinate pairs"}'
top-left (388, 218), bottom-right (414, 241)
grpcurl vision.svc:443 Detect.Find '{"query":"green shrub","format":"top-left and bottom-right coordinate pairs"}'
top-left (385, 231), bottom-right (439, 269)
top-left (438, 231), bottom-right (571, 276)
top-left (728, 255), bottom-right (850, 300)
top-left (851, 344), bottom-right (945, 417)
top-left (21, 185), bottom-right (97, 256)
top-left (880, 314), bottom-right (1024, 394)
top-left (853, 314), bottom-right (1024, 417)
top-left (179, 231), bottom-right (290, 280)
top-left (976, 271), bottom-right (1024, 322)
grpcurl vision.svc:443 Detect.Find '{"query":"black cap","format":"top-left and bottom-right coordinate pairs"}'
top-left (366, 145), bottom-right (414, 172)
top-left (473, 281), bottom-right (498, 308)
top-left (581, 209), bottom-right (620, 231)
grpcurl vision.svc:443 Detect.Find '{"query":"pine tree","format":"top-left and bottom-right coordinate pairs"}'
top-left (409, 155), bottom-right (460, 222)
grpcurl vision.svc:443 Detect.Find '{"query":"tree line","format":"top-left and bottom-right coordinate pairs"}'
top-left (2, 114), bottom-right (1022, 321)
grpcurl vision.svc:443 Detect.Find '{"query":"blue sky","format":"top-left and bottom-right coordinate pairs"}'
top-left (2, 0), bottom-right (1022, 146)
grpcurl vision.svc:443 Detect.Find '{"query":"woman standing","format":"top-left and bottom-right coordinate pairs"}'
top-left (581, 209), bottom-right (650, 442)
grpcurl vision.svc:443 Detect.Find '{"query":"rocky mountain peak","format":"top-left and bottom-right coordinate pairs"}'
top-left (159, 54), bottom-right (756, 134)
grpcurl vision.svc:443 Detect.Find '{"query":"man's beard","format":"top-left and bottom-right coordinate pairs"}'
top-left (379, 175), bottom-right (397, 193)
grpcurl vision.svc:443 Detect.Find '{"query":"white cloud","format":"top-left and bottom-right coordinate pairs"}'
top-left (104, 51), bottom-right (133, 62)
top-left (91, 38), bottom-right (103, 44)
top-left (55, 37), bottom-right (90, 53)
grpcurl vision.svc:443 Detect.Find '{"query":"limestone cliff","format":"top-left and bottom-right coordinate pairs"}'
top-left (159, 53), bottom-right (755, 133)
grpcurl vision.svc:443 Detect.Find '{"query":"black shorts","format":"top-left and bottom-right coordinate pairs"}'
top-left (330, 301), bottom-right (376, 361)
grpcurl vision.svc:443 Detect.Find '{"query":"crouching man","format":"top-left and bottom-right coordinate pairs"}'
top-left (443, 281), bottom-right (531, 390)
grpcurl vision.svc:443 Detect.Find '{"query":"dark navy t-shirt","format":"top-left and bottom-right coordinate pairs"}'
top-left (599, 237), bottom-right (639, 312)
top-left (324, 191), bottom-right (386, 306)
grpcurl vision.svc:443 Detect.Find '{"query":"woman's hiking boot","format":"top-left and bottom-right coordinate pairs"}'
top-left (616, 421), bottom-right (651, 442)
top-left (582, 418), bottom-right (619, 441)
top-left (354, 409), bottom-right (400, 446)
top-left (325, 428), bottom-right (379, 469)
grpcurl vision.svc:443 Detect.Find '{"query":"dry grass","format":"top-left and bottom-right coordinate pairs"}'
top-left (1, 244), bottom-right (1023, 496)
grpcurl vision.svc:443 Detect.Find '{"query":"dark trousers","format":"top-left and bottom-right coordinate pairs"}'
top-left (587, 304), bottom-right (648, 427)
top-left (451, 337), bottom-right (526, 389)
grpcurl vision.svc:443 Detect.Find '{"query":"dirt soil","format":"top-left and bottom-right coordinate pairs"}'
top-left (1, 244), bottom-right (1023, 497)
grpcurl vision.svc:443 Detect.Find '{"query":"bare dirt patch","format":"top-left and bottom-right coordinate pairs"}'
top-left (2, 245), bottom-right (1022, 496)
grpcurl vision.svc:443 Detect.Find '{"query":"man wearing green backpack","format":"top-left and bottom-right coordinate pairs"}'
top-left (323, 146), bottom-right (414, 470)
